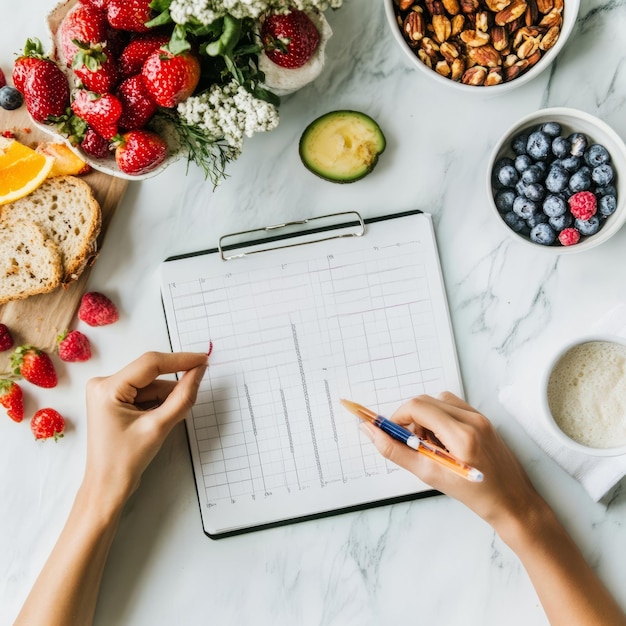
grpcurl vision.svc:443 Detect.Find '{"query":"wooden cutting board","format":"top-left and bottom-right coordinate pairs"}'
top-left (0, 105), bottom-right (128, 370)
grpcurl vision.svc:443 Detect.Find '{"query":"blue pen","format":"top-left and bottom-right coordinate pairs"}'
top-left (340, 399), bottom-right (484, 483)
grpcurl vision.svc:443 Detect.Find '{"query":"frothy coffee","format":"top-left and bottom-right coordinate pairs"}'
top-left (547, 341), bottom-right (626, 449)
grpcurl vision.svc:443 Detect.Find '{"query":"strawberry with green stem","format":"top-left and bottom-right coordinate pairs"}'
top-left (115, 129), bottom-right (167, 175)
top-left (0, 380), bottom-right (24, 423)
top-left (72, 41), bottom-right (119, 93)
top-left (141, 47), bottom-right (200, 108)
top-left (11, 345), bottom-right (58, 389)
top-left (31, 408), bottom-right (65, 441)
top-left (71, 89), bottom-right (123, 140)
top-left (13, 39), bottom-right (70, 123)
top-left (261, 10), bottom-right (320, 69)
top-left (58, 3), bottom-right (109, 67)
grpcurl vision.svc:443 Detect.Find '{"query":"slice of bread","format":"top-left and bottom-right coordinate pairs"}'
top-left (0, 176), bottom-right (101, 283)
top-left (0, 219), bottom-right (63, 305)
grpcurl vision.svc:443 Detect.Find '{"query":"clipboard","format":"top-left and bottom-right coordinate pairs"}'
top-left (160, 210), bottom-right (463, 538)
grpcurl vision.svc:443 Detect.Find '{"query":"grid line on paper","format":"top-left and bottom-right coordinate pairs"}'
top-left (167, 237), bottom-right (448, 508)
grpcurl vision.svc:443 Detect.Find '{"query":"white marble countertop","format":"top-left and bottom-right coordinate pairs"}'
top-left (1, 1), bottom-right (625, 625)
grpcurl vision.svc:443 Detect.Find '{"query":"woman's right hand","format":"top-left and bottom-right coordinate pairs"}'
top-left (359, 392), bottom-right (543, 536)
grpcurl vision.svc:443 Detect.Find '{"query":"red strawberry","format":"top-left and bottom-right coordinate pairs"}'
top-left (12, 38), bottom-right (47, 92)
top-left (31, 408), bottom-right (65, 441)
top-left (81, 126), bottom-right (111, 158)
top-left (57, 330), bottom-right (92, 362)
top-left (79, 0), bottom-right (110, 9)
top-left (115, 129), bottom-right (167, 175)
top-left (11, 345), bottom-right (58, 389)
top-left (0, 380), bottom-right (24, 423)
top-left (141, 49), bottom-right (200, 108)
top-left (117, 75), bottom-right (157, 129)
top-left (59, 4), bottom-right (109, 67)
top-left (0, 323), bottom-right (14, 352)
top-left (72, 42), bottom-right (119, 93)
top-left (78, 291), bottom-right (119, 326)
top-left (107, 0), bottom-right (154, 33)
top-left (71, 89), bottom-right (122, 140)
top-left (261, 10), bottom-right (320, 69)
top-left (0, 67), bottom-right (5, 89)
top-left (22, 59), bottom-right (71, 122)
top-left (118, 32), bottom-right (170, 79)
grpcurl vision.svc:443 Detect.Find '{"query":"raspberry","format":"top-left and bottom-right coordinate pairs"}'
top-left (78, 292), bottom-right (119, 326)
top-left (0, 323), bottom-right (14, 351)
top-left (568, 191), bottom-right (597, 221)
top-left (558, 228), bottom-right (581, 246)
top-left (57, 330), bottom-right (92, 362)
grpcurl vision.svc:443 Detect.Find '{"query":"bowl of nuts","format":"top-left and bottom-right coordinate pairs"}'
top-left (385, 0), bottom-right (579, 91)
top-left (487, 107), bottom-right (626, 252)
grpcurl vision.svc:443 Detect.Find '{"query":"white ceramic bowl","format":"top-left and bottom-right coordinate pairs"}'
top-left (541, 335), bottom-right (626, 457)
top-left (486, 107), bottom-right (626, 253)
top-left (384, 0), bottom-right (579, 94)
top-left (27, 0), bottom-right (180, 181)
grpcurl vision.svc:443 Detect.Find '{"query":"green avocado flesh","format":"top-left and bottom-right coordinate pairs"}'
top-left (299, 110), bottom-right (386, 183)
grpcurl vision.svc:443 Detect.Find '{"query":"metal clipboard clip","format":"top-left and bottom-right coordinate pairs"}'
top-left (218, 211), bottom-right (366, 261)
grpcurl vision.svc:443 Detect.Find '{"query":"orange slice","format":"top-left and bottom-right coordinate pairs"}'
top-left (36, 142), bottom-right (90, 177)
top-left (0, 137), bottom-right (54, 206)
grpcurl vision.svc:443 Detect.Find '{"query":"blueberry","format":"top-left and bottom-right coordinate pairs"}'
top-left (551, 136), bottom-right (571, 159)
top-left (515, 154), bottom-right (533, 172)
top-left (504, 211), bottom-right (526, 232)
top-left (591, 163), bottom-right (615, 186)
top-left (497, 164), bottom-right (520, 187)
top-left (0, 86), bottom-right (24, 111)
top-left (536, 161), bottom-right (549, 175)
top-left (527, 131), bottom-right (552, 160)
top-left (569, 166), bottom-right (592, 192)
top-left (545, 164), bottom-right (570, 193)
top-left (549, 213), bottom-right (574, 231)
top-left (596, 184), bottom-right (617, 198)
top-left (543, 194), bottom-right (567, 217)
top-left (530, 223), bottom-right (557, 245)
top-left (524, 182), bottom-right (546, 202)
top-left (522, 164), bottom-right (545, 184)
top-left (598, 194), bottom-right (617, 217)
top-left (527, 212), bottom-right (549, 228)
top-left (511, 131), bottom-right (530, 155)
top-left (575, 215), bottom-right (600, 236)
top-left (541, 121), bottom-right (562, 138)
top-left (584, 143), bottom-right (610, 167)
top-left (495, 189), bottom-right (516, 212)
top-left (560, 155), bottom-right (581, 172)
top-left (513, 195), bottom-right (538, 219)
top-left (569, 132), bottom-right (588, 157)
top-left (516, 180), bottom-right (527, 197)
top-left (494, 156), bottom-right (515, 170)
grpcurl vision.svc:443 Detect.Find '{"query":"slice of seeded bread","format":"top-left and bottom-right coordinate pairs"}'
top-left (0, 176), bottom-right (101, 284)
top-left (0, 219), bottom-right (63, 305)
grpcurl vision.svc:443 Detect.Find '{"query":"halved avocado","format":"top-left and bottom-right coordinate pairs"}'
top-left (299, 110), bottom-right (386, 183)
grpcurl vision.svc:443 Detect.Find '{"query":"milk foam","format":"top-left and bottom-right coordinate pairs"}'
top-left (547, 341), bottom-right (626, 448)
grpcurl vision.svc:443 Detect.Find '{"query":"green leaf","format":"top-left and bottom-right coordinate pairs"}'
top-left (145, 7), bottom-right (172, 28)
top-left (148, 0), bottom-right (172, 12)
top-left (166, 24), bottom-right (191, 55)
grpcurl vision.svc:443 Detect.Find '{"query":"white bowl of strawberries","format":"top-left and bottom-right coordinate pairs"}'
top-left (13, 0), bottom-right (191, 179)
top-left (13, 0), bottom-right (335, 181)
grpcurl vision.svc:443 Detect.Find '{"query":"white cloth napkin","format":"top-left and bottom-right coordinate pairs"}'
top-left (499, 305), bottom-right (626, 503)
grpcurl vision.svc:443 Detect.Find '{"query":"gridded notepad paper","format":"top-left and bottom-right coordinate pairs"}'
top-left (160, 211), bottom-right (463, 537)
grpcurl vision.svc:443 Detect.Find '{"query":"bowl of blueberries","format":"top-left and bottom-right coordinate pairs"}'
top-left (488, 107), bottom-right (626, 252)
